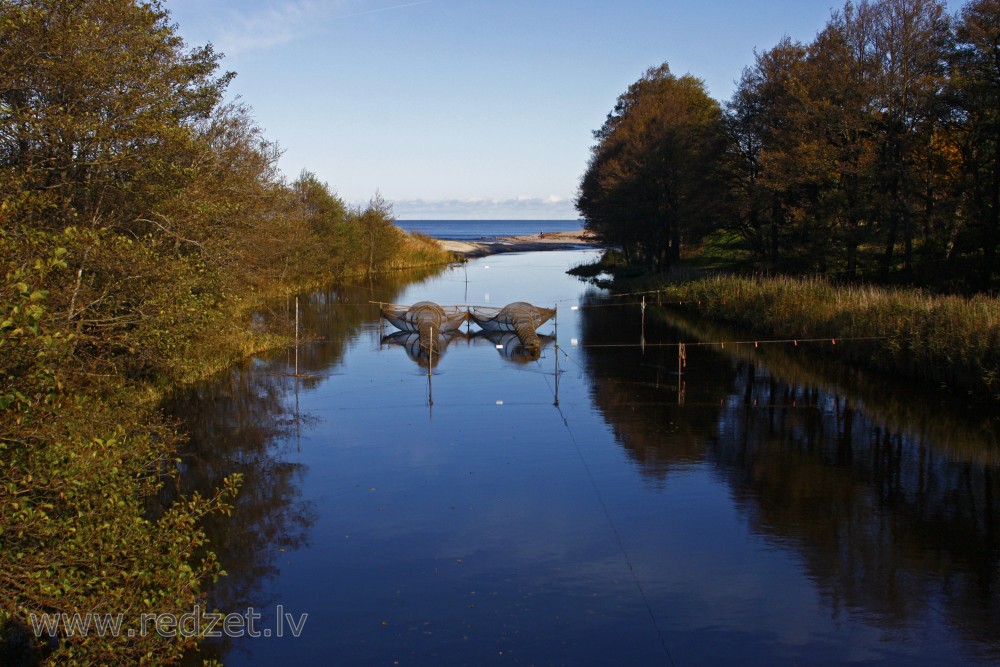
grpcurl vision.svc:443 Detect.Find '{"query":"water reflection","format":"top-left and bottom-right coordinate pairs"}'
top-left (472, 330), bottom-right (555, 364)
top-left (166, 270), bottom-right (441, 663)
top-left (579, 295), bottom-right (1000, 662)
top-left (378, 329), bottom-right (557, 369)
top-left (380, 330), bottom-right (465, 369)
top-left (165, 254), bottom-right (1000, 665)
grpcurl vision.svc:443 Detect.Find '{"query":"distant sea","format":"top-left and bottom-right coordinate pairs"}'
top-left (395, 219), bottom-right (582, 241)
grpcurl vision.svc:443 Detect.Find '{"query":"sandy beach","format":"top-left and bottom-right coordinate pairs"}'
top-left (436, 229), bottom-right (599, 258)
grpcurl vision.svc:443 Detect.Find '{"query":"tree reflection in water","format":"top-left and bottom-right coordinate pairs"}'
top-left (579, 295), bottom-right (1000, 663)
top-left (163, 268), bottom-right (443, 663)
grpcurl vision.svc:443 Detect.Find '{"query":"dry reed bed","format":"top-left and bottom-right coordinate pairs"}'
top-left (661, 275), bottom-right (1000, 400)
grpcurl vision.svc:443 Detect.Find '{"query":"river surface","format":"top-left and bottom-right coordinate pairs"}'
top-left (169, 250), bottom-right (1000, 666)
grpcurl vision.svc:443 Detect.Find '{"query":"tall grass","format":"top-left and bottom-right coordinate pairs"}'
top-left (659, 275), bottom-right (1000, 400)
top-left (390, 231), bottom-right (456, 268)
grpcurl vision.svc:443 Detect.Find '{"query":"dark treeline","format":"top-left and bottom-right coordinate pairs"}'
top-left (0, 1), bottom-right (445, 664)
top-left (578, 0), bottom-right (1000, 292)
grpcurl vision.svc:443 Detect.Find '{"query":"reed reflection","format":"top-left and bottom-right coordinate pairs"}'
top-left (579, 296), bottom-right (1000, 662)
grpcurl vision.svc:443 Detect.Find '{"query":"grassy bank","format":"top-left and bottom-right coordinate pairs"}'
top-left (634, 273), bottom-right (1000, 401)
top-left (392, 231), bottom-right (460, 269)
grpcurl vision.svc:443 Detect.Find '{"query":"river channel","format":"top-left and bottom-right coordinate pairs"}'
top-left (168, 249), bottom-right (999, 666)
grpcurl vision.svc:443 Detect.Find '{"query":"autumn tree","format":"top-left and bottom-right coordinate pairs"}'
top-left (951, 0), bottom-right (1000, 289)
top-left (805, 13), bottom-right (884, 277)
top-left (863, 0), bottom-right (953, 279)
top-left (725, 0), bottom-right (956, 280)
top-left (727, 39), bottom-right (816, 270)
top-left (0, 0), bottom-right (232, 234)
top-left (577, 64), bottom-right (730, 271)
top-left (294, 170), bottom-right (348, 239)
top-left (341, 191), bottom-right (403, 276)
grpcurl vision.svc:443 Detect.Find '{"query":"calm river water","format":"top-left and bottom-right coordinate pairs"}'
top-left (169, 250), bottom-right (1000, 666)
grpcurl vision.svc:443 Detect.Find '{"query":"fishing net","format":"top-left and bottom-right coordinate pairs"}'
top-left (382, 301), bottom-right (555, 353)
top-left (469, 302), bottom-right (556, 350)
top-left (381, 301), bottom-right (469, 353)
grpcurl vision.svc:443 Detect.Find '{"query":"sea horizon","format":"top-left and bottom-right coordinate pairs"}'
top-left (394, 219), bottom-right (583, 241)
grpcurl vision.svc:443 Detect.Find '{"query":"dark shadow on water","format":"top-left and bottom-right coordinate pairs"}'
top-left (162, 269), bottom-right (443, 664)
top-left (578, 295), bottom-right (1000, 662)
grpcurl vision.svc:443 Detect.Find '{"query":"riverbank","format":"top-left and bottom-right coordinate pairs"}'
top-left (638, 273), bottom-right (1000, 401)
top-left (159, 231), bottom-right (451, 388)
top-left (0, 230), bottom-right (451, 666)
top-left (437, 229), bottom-right (599, 258)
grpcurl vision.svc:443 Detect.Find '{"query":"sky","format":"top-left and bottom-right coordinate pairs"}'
top-left (165, 0), bottom-right (961, 220)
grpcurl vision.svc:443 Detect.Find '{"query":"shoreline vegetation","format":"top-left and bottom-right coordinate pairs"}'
top-left (659, 273), bottom-right (1000, 402)
top-left (569, 252), bottom-right (1000, 402)
top-left (0, 2), bottom-right (451, 664)
top-left (172, 229), bottom-right (452, 388)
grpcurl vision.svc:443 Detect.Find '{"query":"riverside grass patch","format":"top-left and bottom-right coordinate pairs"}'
top-left (656, 274), bottom-right (1000, 400)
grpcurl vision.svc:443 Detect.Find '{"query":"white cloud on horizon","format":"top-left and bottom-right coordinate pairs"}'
top-left (389, 196), bottom-right (580, 220)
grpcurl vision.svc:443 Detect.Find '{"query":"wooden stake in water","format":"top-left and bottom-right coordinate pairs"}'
top-left (426, 325), bottom-right (435, 414)
top-left (549, 306), bottom-right (558, 405)
top-left (641, 295), bottom-right (646, 336)
top-left (554, 343), bottom-right (560, 407)
top-left (427, 370), bottom-right (434, 412)
top-left (677, 342), bottom-right (687, 405)
top-left (294, 296), bottom-right (299, 377)
top-left (641, 295), bottom-right (647, 352)
top-left (295, 364), bottom-right (301, 451)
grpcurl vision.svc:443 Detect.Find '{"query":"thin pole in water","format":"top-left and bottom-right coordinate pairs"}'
top-left (427, 325), bottom-right (434, 413)
top-left (294, 295), bottom-right (301, 448)
top-left (553, 305), bottom-right (560, 407)
top-left (554, 344), bottom-right (560, 407)
top-left (641, 295), bottom-right (646, 352)
top-left (428, 325), bottom-right (433, 377)
top-left (295, 368), bottom-right (301, 452)
top-left (678, 342), bottom-right (687, 405)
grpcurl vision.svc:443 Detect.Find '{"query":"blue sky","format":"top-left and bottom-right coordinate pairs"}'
top-left (166, 0), bottom-right (959, 220)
